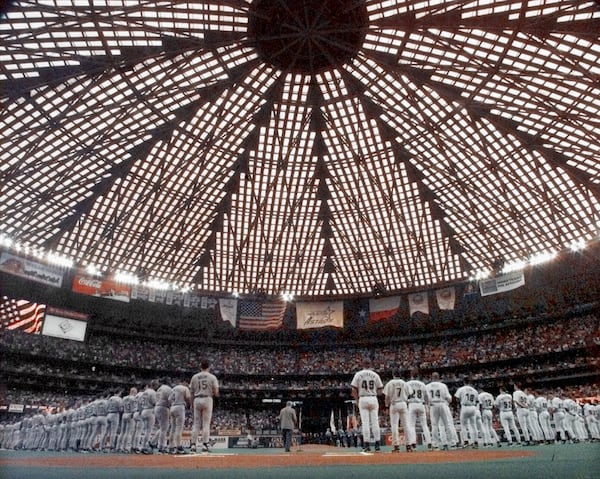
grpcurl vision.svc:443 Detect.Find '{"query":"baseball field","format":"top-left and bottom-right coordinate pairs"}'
top-left (1, 442), bottom-right (598, 479)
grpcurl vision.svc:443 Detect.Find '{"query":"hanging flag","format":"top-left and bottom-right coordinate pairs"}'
top-left (435, 287), bottom-right (455, 310)
top-left (408, 292), bottom-right (429, 316)
top-left (479, 271), bottom-right (525, 296)
top-left (368, 296), bottom-right (400, 322)
top-left (218, 298), bottom-right (237, 327)
top-left (0, 296), bottom-right (46, 333)
top-left (330, 410), bottom-right (337, 434)
top-left (238, 300), bottom-right (286, 330)
top-left (296, 301), bottom-right (344, 329)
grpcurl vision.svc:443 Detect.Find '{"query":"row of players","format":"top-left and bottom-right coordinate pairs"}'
top-left (1, 366), bottom-right (599, 454)
top-left (0, 359), bottom-right (219, 454)
top-left (351, 362), bottom-right (599, 453)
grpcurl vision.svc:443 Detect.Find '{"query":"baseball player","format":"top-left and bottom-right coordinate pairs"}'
top-left (478, 389), bottom-right (500, 447)
top-left (169, 379), bottom-right (192, 454)
top-left (454, 378), bottom-right (480, 448)
top-left (426, 372), bottom-right (458, 450)
top-left (406, 368), bottom-right (432, 452)
top-left (526, 389), bottom-right (544, 444)
top-left (106, 389), bottom-right (123, 451)
top-left (512, 383), bottom-right (532, 445)
top-left (383, 369), bottom-right (412, 453)
top-left (550, 395), bottom-right (567, 443)
top-left (535, 394), bottom-right (554, 444)
top-left (93, 394), bottom-right (109, 451)
top-left (117, 387), bottom-right (138, 453)
top-left (350, 358), bottom-right (384, 452)
top-left (189, 359), bottom-right (220, 453)
top-left (150, 378), bottom-right (172, 453)
top-left (139, 380), bottom-right (158, 454)
top-left (496, 386), bottom-right (521, 446)
top-left (583, 402), bottom-right (599, 441)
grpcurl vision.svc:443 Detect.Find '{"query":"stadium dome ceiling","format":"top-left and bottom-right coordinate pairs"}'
top-left (1, 1), bottom-right (599, 300)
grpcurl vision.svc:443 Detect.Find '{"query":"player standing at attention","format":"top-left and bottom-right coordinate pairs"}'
top-left (152, 378), bottom-right (172, 454)
top-left (535, 393), bottom-right (555, 444)
top-left (406, 368), bottom-right (432, 452)
top-left (106, 389), bottom-right (123, 452)
top-left (496, 386), bottom-right (521, 446)
top-left (512, 383), bottom-right (532, 445)
top-left (351, 358), bottom-right (384, 452)
top-left (169, 379), bottom-right (192, 454)
top-left (426, 372), bottom-right (458, 450)
top-left (550, 394), bottom-right (567, 443)
top-left (383, 369), bottom-right (412, 453)
top-left (454, 378), bottom-right (480, 448)
top-left (139, 380), bottom-right (158, 454)
top-left (189, 358), bottom-right (220, 453)
top-left (117, 387), bottom-right (137, 453)
top-left (478, 389), bottom-right (500, 447)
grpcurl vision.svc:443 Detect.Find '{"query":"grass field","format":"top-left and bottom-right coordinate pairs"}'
top-left (1, 442), bottom-right (599, 479)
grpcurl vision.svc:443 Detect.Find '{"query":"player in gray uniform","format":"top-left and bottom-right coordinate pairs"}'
top-left (351, 358), bottom-right (384, 453)
top-left (189, 359), bottom-right (220, 453)
top-left (152, 378), bottom-right (173, 453)
top-left (117, 387), bottom-right (138, 453)
top-left (406, 369), bottom-right (432, 452)
top-left (426, 372), bottom-right (458, 450)
top-left (132, 388), bottom-right (146, 452)
top-left (496, 387), bottom-right (521, 446)
top-left (383, 369), bottom-right (412, 453)
top-left (139, 380), bottom-right (158, 454)
top-left (169, 379), bottom-right (192, 454)
top-left (454, 379), bottom-right (480, 448)
top-left (106, 389), bottom-right (123, 451)
top-left (93, 395), bottom-right (110, 451)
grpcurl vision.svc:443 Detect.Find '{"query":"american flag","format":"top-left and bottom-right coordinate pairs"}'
top-left (238, 300), bottom-right (286, 331)
top-left (0, 296), bottom-right (46, 333)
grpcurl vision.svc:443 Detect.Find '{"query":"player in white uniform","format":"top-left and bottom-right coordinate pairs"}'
top-left (583, 402), bottom-right (599, 441)
top-left (550, 395), bottom-right (567, 443)
top-left (526, 390), bottom-right (544, 444)
top-left (512, 384), bottom-right (532, 445)
top-left (478, 390), bottom-right (500, 447)
top-left (406, 369), bottom-right (432, 452)
top-left (117, 387), bottom-right (138, 453)
top-left (534, 394), bottom-right (554, 444)
top-left (169, 379), bottom-right (192, 454)
top-left (496, 387), bottom-right (521, 446)
top-left (189, 359), bottom-right (220, 453)
top-left (426, 372), bottom-right (458, 450)
top-left (454, 380), bottom-right (480, 448)
top-left (351, 358), bottom-right (384, 452)
top-left (383, 369), bottom-right (412, 453)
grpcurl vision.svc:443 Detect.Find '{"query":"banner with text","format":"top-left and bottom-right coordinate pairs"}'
top-left (72, 274), bottom-right (131, 302)
top-left (479, 270), bottom-right (525, 297)
top-left (435, 287), bottom-right (456, 310)
top-left (219, 298), bottom-right (237, 327)
top-left (296, 301), bottom-right (344, 329)
top-left (42, 306), bottom-right (89, 342)
top-left (0, 252), bottom-right (63, 287)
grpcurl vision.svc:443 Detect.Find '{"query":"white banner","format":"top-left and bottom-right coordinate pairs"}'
top-left (479, 270), bottom-right (525, 297)
top-left (408, 292), bottom-right (429, 316)
top-left (219, 298), bottom-right (237, 327)
top-left (42, 314), bottom-right (87, 342)
top-left (296, 301), bottom-right (344, 329)
top-left (435, 287), bottom-right (455, 310)
top-left (0, 252), bottom-right (64, 287)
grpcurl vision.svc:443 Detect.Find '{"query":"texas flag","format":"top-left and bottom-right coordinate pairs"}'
top-left (368, 296), bottom-right (400, 322)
